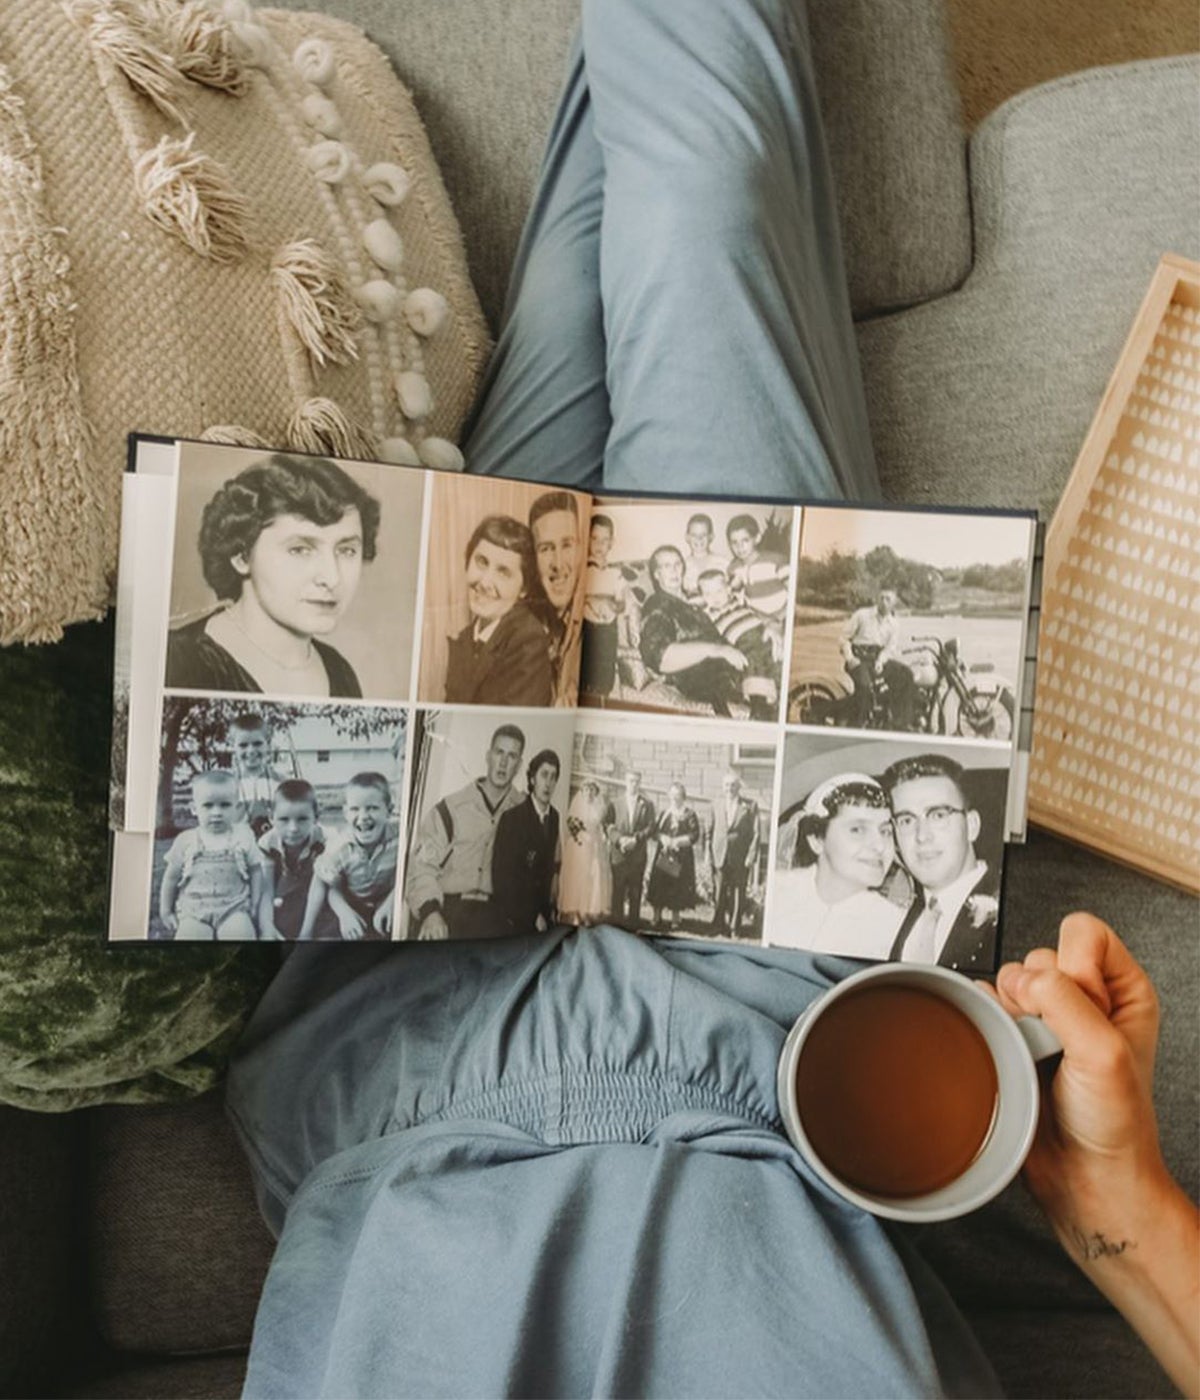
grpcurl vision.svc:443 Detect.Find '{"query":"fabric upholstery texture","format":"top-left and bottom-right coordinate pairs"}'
top-left (858, 56), bottom-right (1200, 516)
top-left (0, 1107), bottom-right (82, 1397)
top-left (267, 0), bottom-right (972, 330)
top-left (0, 616), bottom-right (279, 1111)
top-left (88, 1093), bottom-right (274, 1355)
top-left (60, 1352), bottom-right (249, 1400)
top-left (0, 0), bottom-right (489, 643)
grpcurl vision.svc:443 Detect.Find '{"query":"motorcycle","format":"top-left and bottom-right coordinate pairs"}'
top-left (788, 634), bottom-right (1016, 739)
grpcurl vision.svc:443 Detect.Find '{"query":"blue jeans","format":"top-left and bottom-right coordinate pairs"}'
top-left (462, 0), bottom-right (880, 503)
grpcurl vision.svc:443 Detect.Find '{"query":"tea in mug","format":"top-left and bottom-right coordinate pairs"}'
top-left (795, 985), bottom-right (999, 1197)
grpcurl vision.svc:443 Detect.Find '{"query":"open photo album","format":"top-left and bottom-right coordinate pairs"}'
top-left (108, 436), bottom-right (1040, 970)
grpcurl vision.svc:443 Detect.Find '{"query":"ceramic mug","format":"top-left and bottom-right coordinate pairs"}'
top-left (776, 962), bottom-right (1062, 1223)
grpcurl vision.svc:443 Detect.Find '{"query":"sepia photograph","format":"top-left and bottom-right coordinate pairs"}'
top-left (417, 476), bottom-right (588, 709)
top-left (565, 712), bottom-right (777, 940)
top-left (146, 696), bottom-right (407, 942)
top-left (787, 506), bottom-right (1035, 741)
top-left (765, 732), bottom-right (1009, 971)
top-left (580, 500), bottom-right (797, 722)
top-left (165, 441), bottom-right (425, 702)
top-left (402, 707), bottom-right (579, 940)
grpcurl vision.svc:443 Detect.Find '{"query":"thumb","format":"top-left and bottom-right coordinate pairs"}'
top-left (996, 962), bottom-right (1123, 1074)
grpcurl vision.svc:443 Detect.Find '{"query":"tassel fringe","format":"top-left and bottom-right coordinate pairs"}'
top-left (134, 132), bottom-right (248, 260)
top-left (272, 239), bottom-right (362, 367)
top-left (288, 397), bottom-right (376, 458)
top-left (65, 0), bottom-right (187, 124)
top-left (161, 0), bottom-right (248, 95)
top-left (199, 424), bottom-right (271, 447)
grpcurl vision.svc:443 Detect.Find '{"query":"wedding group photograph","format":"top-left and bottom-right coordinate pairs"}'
top-left (561, 715), bottom-right (777, 940)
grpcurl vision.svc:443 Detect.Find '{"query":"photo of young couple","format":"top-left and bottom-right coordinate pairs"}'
top-left (403, 709), bottom-right (579, 940)
top-left (580, 502), bottom-right (795, 722)
top-left (766, 735), bottom-right (1008, 971)
top-left (418, 478), bottom-right (587, 709)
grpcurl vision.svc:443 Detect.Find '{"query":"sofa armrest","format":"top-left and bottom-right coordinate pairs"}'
top-left (0, 1105), bottom-right (89, 1395)
top-left (858, 56), bottom-right (1200, 515)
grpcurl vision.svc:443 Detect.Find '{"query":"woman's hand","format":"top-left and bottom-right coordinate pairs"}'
top-left (995, 913), bottom-right (1198, 1397)
top-left (994, 912), bottom-right (1163, 1222)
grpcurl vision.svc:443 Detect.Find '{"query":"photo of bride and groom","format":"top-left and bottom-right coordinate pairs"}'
top-left (765, 735), bottom-right (1008, 972)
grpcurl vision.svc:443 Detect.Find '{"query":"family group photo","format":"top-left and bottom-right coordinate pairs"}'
top-left (164, 440), bottom-right (426, 701)
top-left (560, 715), bottom-right (776, 940)
top-left (417, 476), bottom-right (589, 709)
top-left (787, 506), bottom-right (1035, 742)
top-left (143, 696), bottom-right (407, 942)
top-left (766, 732), bottom-right (1009, 971)
top-left (580, 500), bottom-right (797, 722)
top-left (402, 707), bottom-right (579, 940)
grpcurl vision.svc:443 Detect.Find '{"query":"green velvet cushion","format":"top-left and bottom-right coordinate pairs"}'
top-left (0, 618), bottom-right (276, 1111)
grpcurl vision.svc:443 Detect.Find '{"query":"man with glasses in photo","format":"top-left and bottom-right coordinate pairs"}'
top-left (881, 753), bottom-right (998, 971)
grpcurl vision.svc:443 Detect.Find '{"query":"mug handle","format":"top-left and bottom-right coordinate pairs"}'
top-left (1017, 1015), bottom-right (1063, 1063)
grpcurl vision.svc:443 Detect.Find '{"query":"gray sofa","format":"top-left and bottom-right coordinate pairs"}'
top-left (2, 1), bottom-right (1197, 1396)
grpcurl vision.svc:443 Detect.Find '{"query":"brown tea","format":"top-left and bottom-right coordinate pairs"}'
top-left (794, 985), bottom-right (999, 1198)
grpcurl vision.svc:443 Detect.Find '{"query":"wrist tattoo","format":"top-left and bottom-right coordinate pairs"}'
top-left (1069, 1225), bottom-right (1137, 1262)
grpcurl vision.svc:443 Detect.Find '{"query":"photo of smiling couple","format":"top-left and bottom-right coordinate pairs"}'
top-left (418, 476), bottom-right (587, 710)
top-left (766, 735), bottom-right (1008, 972)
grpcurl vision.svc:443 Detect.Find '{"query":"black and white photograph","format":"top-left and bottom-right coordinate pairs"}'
top-left (564, 713), bottom-right (777, 940)
top-left (787, 506), bottom-right (1035, 739)
top-left (580, 501), bottom-right (796, 721)
top-left (765, 732), bottom-right (1009, 971)
top-left (402, 708), bottom-right (579, 940)
top-left (417, 476), bottom-right (588, 709)
top-left (142, 696), bottom-right (406, 942)
top-left (165, 441), bottom-right (425, 701)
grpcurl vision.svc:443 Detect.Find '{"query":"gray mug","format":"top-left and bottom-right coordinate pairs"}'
top-left (776, 961), bottom-right (1061, 1223)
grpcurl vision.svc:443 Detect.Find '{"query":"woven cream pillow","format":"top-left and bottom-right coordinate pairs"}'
top-left (0, 0), bottom-right (490, 643)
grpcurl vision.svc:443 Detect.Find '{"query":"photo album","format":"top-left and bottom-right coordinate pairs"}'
top-left (108, 435), bottom-right (1040, 971)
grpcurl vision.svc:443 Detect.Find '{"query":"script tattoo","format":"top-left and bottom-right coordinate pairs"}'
top-left (1070, 1225), bottom-right (1137, 1262)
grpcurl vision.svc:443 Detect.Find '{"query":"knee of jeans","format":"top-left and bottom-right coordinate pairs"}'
top-left (621, 160), bottom-right (779, 257)
top-left (502, 252), bottom-right (603, 348)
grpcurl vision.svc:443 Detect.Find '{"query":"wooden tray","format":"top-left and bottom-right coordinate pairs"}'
top-left (1028, 254), bottom-right (1200, 894)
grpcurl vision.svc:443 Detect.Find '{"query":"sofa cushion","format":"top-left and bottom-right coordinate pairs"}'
top-left (62, 1352), bottom-right (247, 1400)
top-left (269, 0), bottom-right (972, 329)
top-left (859, 56), bottom-right (1200, 515)
top-left (88, 1092), bottom-right (273, 1356)
top-left (0, 1108), bottom-right (85, 1396)
top-left (0, 617), bottom-right (280, 1111)
top-left (0, 0), bottom-right (489, 641)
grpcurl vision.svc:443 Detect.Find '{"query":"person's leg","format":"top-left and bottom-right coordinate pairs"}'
top-left (466, 0), bottom-right (878, 504)
top-left (461, 38), bottom-right (611, 490)
top-left (174, 914), bottom-right (213, 941)
top-left (216, 910), bottom-right (257, 941)
top-left (583, 0), bottom-right (877, 501)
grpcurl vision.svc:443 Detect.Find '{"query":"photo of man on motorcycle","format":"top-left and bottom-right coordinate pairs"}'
top-left (840, 588), bottom-right (917, 730)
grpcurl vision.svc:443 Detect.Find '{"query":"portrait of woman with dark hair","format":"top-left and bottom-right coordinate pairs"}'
top-left (444, 514), bottom-right (554, 707)
top-left (165, 454), bottom-right (381, 698)
top-left (765, 771), bottom-right (905, 957)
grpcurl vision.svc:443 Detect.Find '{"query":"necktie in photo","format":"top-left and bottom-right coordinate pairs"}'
top-left (903, 895), bottom-right (940, 963)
